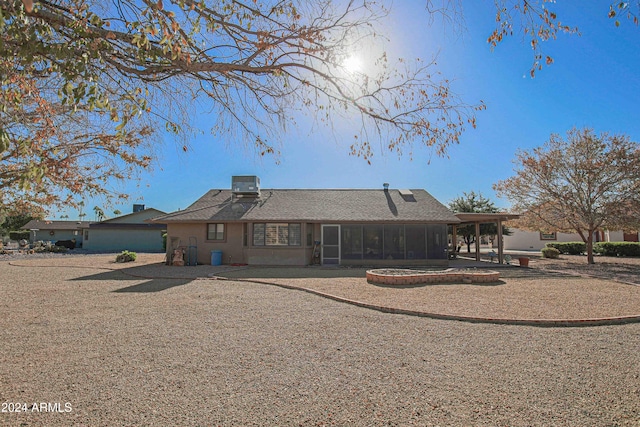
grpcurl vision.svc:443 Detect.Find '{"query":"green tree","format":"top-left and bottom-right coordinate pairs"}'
top-left (93, 206), bottom-right (105, 221)
top-left (1, 0), bottom-right (484, 213)
top-left (449, 191), bottom-right (511, 253)
top-left (494, 127), bottom-right (640, 264)
top-left (0, 212), bottom-right (42, 239)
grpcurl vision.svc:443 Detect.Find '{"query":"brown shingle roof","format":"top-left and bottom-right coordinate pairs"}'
top-left (153, 189), bottom-right (459, 224)
top-left (21, 220), bottom-right (92, 230)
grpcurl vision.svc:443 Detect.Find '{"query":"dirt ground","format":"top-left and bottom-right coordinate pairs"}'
top-left (526, 253), bottom-right (640, 285)
top-left (1, 254), bottom-right (639, 426)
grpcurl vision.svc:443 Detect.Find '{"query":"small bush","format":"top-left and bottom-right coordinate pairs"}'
top-left (541, 247), bottom-right (561, 259)
top-left (544, 242), bottom-right (586, 255)
top-left (50, 245), bottom-right (68, 253)
top-left (593, 242), bottom-right (640, 257)
top-left (33, 241), bottom-right (57, 253)
top-left (116, 250), bottom-right (137, 263)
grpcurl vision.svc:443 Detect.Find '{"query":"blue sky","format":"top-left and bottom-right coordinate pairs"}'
top-left (56, 1), bottom-right (640, 219)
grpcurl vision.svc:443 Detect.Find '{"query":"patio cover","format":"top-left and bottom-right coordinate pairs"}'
top-left (452, 213), bottom-right (520, 264)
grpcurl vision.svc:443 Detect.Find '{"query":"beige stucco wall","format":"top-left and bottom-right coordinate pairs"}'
top-left (166, 222), bottom-right (449, 266)
top-left (166, 223), bottom-right (247, 265)
top-left (166, 222), bottom-right (315, 266)
top-left (503, 229), bottom-right (584, 251)
top-left (503, 229), bottom-right (639, 251)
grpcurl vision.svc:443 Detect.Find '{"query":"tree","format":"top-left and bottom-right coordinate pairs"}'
top-left (1, 0), bottom-right (485, 214)
top-left (427, 1), bottom-right (639, 77)
top-left (93, 205), bottom-right (105, 221)
top-left (448, 191), bottom-right (511, 253)
top-left (494, 127), bottom-right (640, 264)
top-left (0, 212), bottom-right (42, 239)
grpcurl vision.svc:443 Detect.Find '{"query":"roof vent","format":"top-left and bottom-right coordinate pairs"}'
top-left (232, 175), bottom-right (260, 196)
top-left (399, 189), bottom-right (416, 202)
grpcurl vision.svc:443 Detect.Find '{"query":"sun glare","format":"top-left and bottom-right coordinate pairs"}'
top-left (343, 55), bottom-right (363, 74)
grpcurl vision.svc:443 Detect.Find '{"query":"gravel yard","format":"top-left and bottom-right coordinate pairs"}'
top-left (1, 254), bottom-right (639, 426)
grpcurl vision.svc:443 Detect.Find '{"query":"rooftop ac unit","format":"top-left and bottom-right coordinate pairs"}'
top-left (231, 175), bottom-right (260, 195)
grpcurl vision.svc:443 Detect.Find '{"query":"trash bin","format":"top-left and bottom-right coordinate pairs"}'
top-left (211, 250), bottom-right (223, 266)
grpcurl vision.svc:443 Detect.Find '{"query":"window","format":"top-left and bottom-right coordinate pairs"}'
top-left (84, 231), bottom-right (89, 241)
top-left (253, 223), bottom-right (301, 246)
top-left (207, 223), bottom-right (225, 240)
top-left (405, 225), bottom-right (426, 260)
top-left (341, 225), bottom-right (363, 259)
top-left (540, 232), bottom-right (557, 240)
top-left (427, 224), bottom-right (447, 259)
top-left (384, 225), bottom-right (405, 260)
top-left (363, 225), bottom-right (383, 259)
top-left (306, 223), bottom-right (314, 246)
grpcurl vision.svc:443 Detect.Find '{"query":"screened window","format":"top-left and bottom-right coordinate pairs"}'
top-left (384, 225), bottom-right (405, 260)
top-left (341, 225), bottom-right (363, 259)
top-left (339, 224), bottom-right (441, 261)
top-left (363, 225), bottom-right (383, 259)
top-left (207, 223), bottom-right (225, 240)
top-left (306, 223), bottom-right (314, 246)
top-left (405, 225), bottom-right (426, 259)
top-left (253, 223), bottom-right (301, 246)
top-left (427, 224), bottom-right (447, 259)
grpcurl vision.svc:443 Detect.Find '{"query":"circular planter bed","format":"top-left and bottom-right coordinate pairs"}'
top-left (366, 268), bottom-right (500, 286)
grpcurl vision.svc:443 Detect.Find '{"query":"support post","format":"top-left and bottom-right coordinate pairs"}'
top-left (475, 222), bottom-right (481, 262)
top-left (497, 219), bottom-right (504, 264)
top-left (452, 225), bottom-right (458, 257)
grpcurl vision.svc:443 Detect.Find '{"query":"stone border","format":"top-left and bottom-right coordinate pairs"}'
top-left (366, 268), bottom-right (500, 286)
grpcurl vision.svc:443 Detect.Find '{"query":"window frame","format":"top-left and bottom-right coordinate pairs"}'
top-left (253, 223), bottom-right (301, 246)
top-left (207, 223), bottom-right (226, 241)
top-left (539, 231), bottom-right (557, 241)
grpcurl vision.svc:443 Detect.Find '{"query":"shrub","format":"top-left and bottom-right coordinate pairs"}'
top-left (541, 247), bottom-right (561, 259)
top-left (593, 242), bottom-right (640, 257)
top-left (544, 242), bottom-right (586, 255)
top-left (116, 250), bottom-right (137, 263)
top-left (31, 241), bottom-right (69, 253)
top-left (50, 245), bottom-right (68, 253)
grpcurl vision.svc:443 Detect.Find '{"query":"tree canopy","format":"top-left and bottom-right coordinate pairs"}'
top-left (448, 191), bottom-right (511, 253)
top-left (494, 127), bottom-right (640, 264)
top-left (1, 0), bottom-right (486, 214)
top-left (2, 0), bottom-right (638, 215)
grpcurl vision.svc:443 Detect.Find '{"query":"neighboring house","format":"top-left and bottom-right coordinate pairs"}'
top-left (21, 220), bottom-right (92, 247)
top-left (152, 176), bottom-right (460, 266)
top-left (82, 206), bottom-right (167, 252)
top-left (504, 228), bottom-right (640, 251)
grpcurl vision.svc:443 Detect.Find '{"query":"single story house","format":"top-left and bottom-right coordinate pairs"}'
top-left (82, 206), bottom-right (166, 252)
top-left (21, 220), bottom-right (92, 247)
top-left (504, 228), bottom-right (640, 251)
top-left (152, 176), bottom-right (461, 266)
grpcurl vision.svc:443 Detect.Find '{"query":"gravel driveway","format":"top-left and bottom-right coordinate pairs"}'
top-left (1, 255), bottom-right (639, 426)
